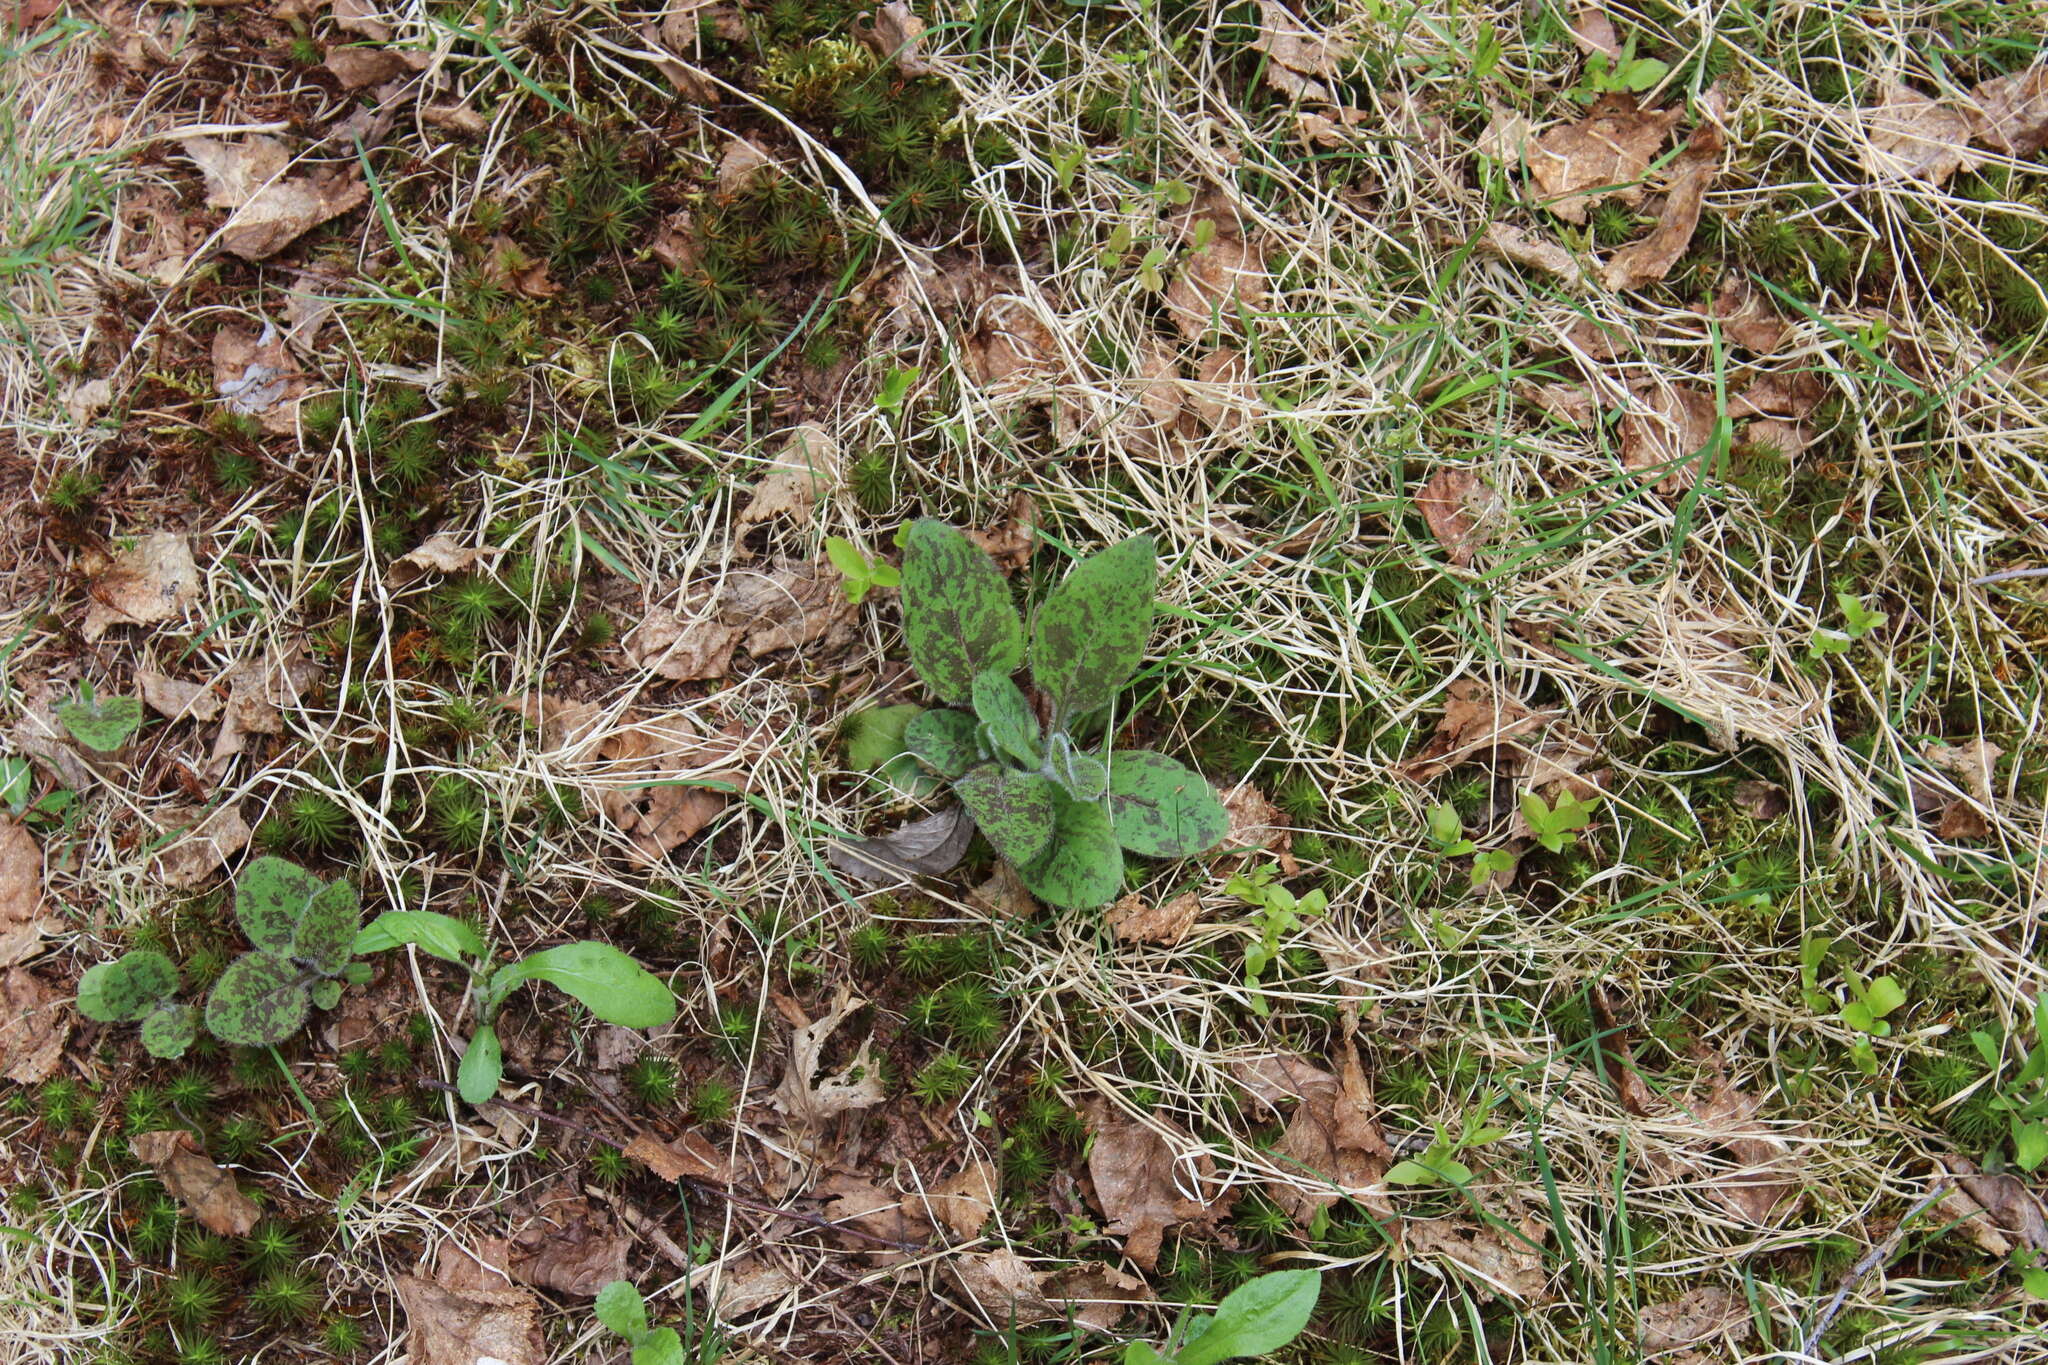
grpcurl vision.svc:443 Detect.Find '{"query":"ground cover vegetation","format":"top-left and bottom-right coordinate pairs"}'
top-left (2, 0), bottom-right (2047, 1362)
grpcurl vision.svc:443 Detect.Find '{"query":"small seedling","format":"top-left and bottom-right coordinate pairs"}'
top-left (1521, 789), bottom-right (1600, 853)
top-left (825, 536), bottom-right (901, 604)
top-left (1567, 31), bottom-right (1668, 104)
top-left (1424, 802), bottom-right (1476, 857)
top-left (1967, 997), bottom-right (2048, 1171)
top-left (1227, 862), bottom-right (1327, 1017)
top-left (875, 365), bottom-right (919, 415)
top-left (55, 684), bottom-right (144, 752)
top-left (1810, 592), bottom-right (1887, 656)
top-left (77, 949), bottom-right (196, 1058)
top-left (1469, 847), bottom-right (1518, 891)
top-left (595, 1280), bottom-right (684, 1365)
top-left (353, 910), bottom-right (676, 1104)
top-left (1122, 1268), bottom-right (1321, 1365)
top-left (1383, 1104), bottom-right (1509, 1189)
top-left (879, 521), bottom-right (1227, 908)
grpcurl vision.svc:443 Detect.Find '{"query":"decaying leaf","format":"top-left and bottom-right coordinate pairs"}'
top-left (951, 1248), bottom-right (1058, 1321)
top-left (1181, 347), bottom-right (1259, 434)
top-left (1104, 890), bottom-right (1202, 947)
top-left (828, 804), bottom-right (976, 885)
top-left (1527, 94), bottom-right (1684, 224)
top-left (1942, 1154), bottom-right (2048, 1252)
top-left (817, 1170), bottom-right (933, 1244)
top-left (1083, 1101), bottom-right (1235, 1270)
top-left (324, 44), bottom-right (421, 89)
top-left (1861, 82), bottom-right (1979, 186)
top-left (1708, 275), bottom-right (1790, 354)
top-left (0, 820), bottom-right (56, 968)
top-left (130, 1130), bottom-right (261, 1236)
top-left (0, 968), bottom-right (67, 1083)
top-left (1478, 223), bottom-right (1584, 281)
top-left (1399, 679), bottom-right (1559, 782)
top-left (966, 491), bottom-right (1039, 572)
top-left (212, 321), bottom-right (300, 434)
top-left (1915, 739), bottom-right (2004, 839)
top-left (625, 1129), bottom-right (731, 1183)
top-left (136, 666), bottom-right (220, 723)
top-left (1402, 1207), bottom-right (1551, 1302)
top-left (624, 590), bottom-right (743, 682)
top-left (1620, 382), bottom-right (1718, 492)
top-left (507, 1185), bottom-right (629, 1297)
top-left (181, 136), bottom-right (369, 261)
top-left (393, 1271), bottom-right (543, 1365)
top-left (81, 533), bottom-right (201, 642)
top-left (477, 234), bottom-right (557, 300)
top-left (208, 648), bottom-right (322, 773)
top-left (1968, 62), bottom-right (2048, 157)
top-left (1569, 6), bottom-right (1621, 57)
top-left (150, 804), bottom-right (252, 888)
top-left (1219, 782), bottom-right (1295, 872)
top-left (1248, 0), bottom-right (1350, 102)
top-left (700, 1257), bottom-right (798, 1323)
top-left (1640, 1285), bottom-right (1748, 1354)
top-left (738, 424), bottom-right (840, 526)
top-left (771, 989), bottom-right (886, 1127)
top-left (724, 557), bottom-right (863, 658)
top-left (715, 136), bottom-right (775, 196)
top-left (1645, 1082), bottom-right (1804, 1225)
top-left (855, 1), bottom-right (932, 76)
top-left (1603, 92), bottom-right (1726, 291)
top-left (386, 533), bottom-right (505, 588)
top-left (1235, 1046), bottom-right (1393, 1223)
top-left (927, 1157), bottom-right (999, 1241)
top-left (1416, 468), bottom-right (1507, 567)
top-left (589, 713), bottom-right (758, 864)
top-left (1165, 198), bottom-right (1267, 341)
top-left (962, 290), bottom-right (1063, 400)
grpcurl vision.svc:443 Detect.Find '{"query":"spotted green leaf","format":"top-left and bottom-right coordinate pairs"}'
top-left (234, 856), bottom-right (323, 956)
top-left (1048, 738), bottom-right (1109, 802)
top-left (77, 949), bottom-right (179, 1022)
top-left (971, 670), bottom-right (1041, 767)
top-left (204, 951), bottom-right (309, 1047)
top-left (1109, 751), bottom-right (1229, 858)
top-left (953, 763), bottom-right (1057, 865)
top-left (901, 519), bottom-right (1024, 704)
top-left (54, 694), bottom-right (144, 752)
top-left (1030, 536), bottom-right (1156, 721)
top-left (291, 879), bottom-right (361, 977)
top-left (458, 1023), bottom-right (502, 1105)
top-left (140, 1002), bottom-right (198, 1059)
top-left (1020, 795), bottom-right (1125, 909)
top-left (905, 707), bottom-right (982, 779)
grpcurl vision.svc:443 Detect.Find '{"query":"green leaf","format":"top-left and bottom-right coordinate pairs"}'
top-left (1030, 535), bottom-right (1156, 721)
top-left (54, 694), bottom-right (144, 752)
top-left (876, 365), bottom-right (920, 415)
top-left (1617, 56), bottom-right (1668, 90)
top-left (204, 951), bottom-right (310, 1047)
top-left (1176, 1269), bottom-right (1322, 1365)
top-left (2021, 1266), bottom-right (2048, 1299)
top-left (901, 520), bottom-right (1025, 704)
top-left (1123, 1344), bottom-right (1167, 1365)
top-left (2014, 1119), bottom-right (2048, 1172)
top-left (632, 1327), bottom-right (685, 1365)
top-left (0, 756), bottom-right (33, 814)
top-left (309, 979), bottom-right (343, 1010)
top-left (291, 879), bottom-right (362, 977)
top-left (77, 950), bottom-right (179, 1022)
top-left (1841, 1001), bottom-right (1876, 1033)
top-left (953, 763), bottom-right (1057, 866)
top-left (458, 1023), bottom-right (503, 1105)
top-left (905, 707), bottom-right (983, 778)
top-left (844, 704), bottom-right (923, 772)
top-left (140, 1002), bottom-right (197, 1060)
top-left (1019, 795), bottom-right (1124, 909)
top-left (971, 670), bottom-right (1041, 766)
top-left (1050, 744), bottom-right (1109, 802)
top-left (1426, 802), bottom-right (1462, 848)
top-left (595, 1281), bottom-right (648, 1343)
top-left (1863, 975), bottom-right (1907, 1018)
top-left (353, 910), bottom-right (487, 964)
top-left (1109, 751), bottom-right (1228, 858)
top-left (494, 942), bottom-right (677, 1028)
top-left (234, 856), bottom-right (323, 955)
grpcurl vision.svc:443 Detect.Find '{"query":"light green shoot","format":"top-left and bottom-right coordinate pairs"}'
top-left (825, 536), bottom-right (901, 604)
top-left (1228, 862), bottom-right (1327, 1016)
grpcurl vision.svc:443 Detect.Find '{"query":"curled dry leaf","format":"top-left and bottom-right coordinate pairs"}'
top-left (130, 1130), bottom-right (261, 1235)
top-left (386, 532), bottom-right (505, 588)
top-left (1968, 62), bottom-right (2048, 157)
top-left (1083, 1101), bottom-right (1236, 1270)
top-left (1164, 200), bottom-right (1267, 341)
top-left (150, 804), bottom-right (252, 888)
top-left (856, 0), bottom-right (933, 76)
top-left (1478, 223), bottom-right (1584, 282)
top-left (624, 591), bottom-right (742, 681)
top-left (1104, 890), bottom-right (1202, 947)
top-left (0, 968), bottom-right (68, 1083)
top-left (1402, 1207), bottom-right (1551, 1302)
top-left (1603, 91), bottom-right (1726, 292)
top-left (1640, 1286), bottom-right (1748, 1355)
top-left (81, 532), bottom-right (201, 642)
top-left (1249, 0), bottom-right (1349, 101)
top-left (817, 1170), bottom-right (933, 1244)
top-left (1620, 382), bottom-right (1718, 492)
top-left (1527, 94), bottom-right (1684, 224)
top-left (927, 1157), bottom-right (999, 1241)
top-left (1235, 1046), bottom-right (1393, 1223)
top-left (181, 136), bottom-right (368, 261)
top-left (0, 819), bottom-right (57, 968)
top-left (771, 988), bottom-right (886, 1128)
top-left (738, 424), bottom-right (840, 526)
top-left (507, 1185), bottom-right (629, 1297)
top-left (1569, 6), bottom-right (1621, 57)
top-left (1399, 679), bottom-right (1552, 781)
top-left (208, 647), bottom-right (322, 774)
top-left (393, 1273), bottom-right (543, 1365)
top-left (479, 235), bottom-right (557, 300)
top-left (1416, 468), bottom-right (1507, 567)
top-left (966, 491), bottom-right (1039, 572)
top-left (828, 804), bottom-right (976, 885)
top-left (591, 714), bottom-right (758, 864)
top-left (1861, 83), bottom-right (1979, 186)
top-left (625, 1129), bottom-right (731, 1183)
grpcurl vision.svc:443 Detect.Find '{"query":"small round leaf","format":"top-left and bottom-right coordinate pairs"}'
top-left (1109, 751), bottom-right (1228, 858)
top-left (140, 1002), bottom-right (198, 1059)
top-left (77, 950), bottom-right (179, 1022)
top-left (204, 951), bottom-right (310, 1047)
top-left (234, 856), bottom-right (322, 955)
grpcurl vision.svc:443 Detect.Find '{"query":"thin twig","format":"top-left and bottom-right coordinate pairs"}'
top-left (1799, 1184), bottom-right (1951, 1355)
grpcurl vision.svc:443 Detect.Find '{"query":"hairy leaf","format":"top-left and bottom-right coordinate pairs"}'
top-left (971, 670), bottom-right (1041, 767)
top-left (844, 703), bottom-right (924, 772)
top-left (902, 519), bottom-right (1024, 703)
top-left (1178, 1269), bottom-right (1322, 1365)
top-left (1030, 536), bottom-right (1156, 720)
top-left (291, 879), bottom-right (361, 977)
top-left (77, 950), bottom-right (179, 1022)
top-left (140, 1002), bottom-right (198, 1060)
top-left (234, 856), bottom-right (322, 955)
top-left (492, 942), bottom-right (677, 1029)
top-left (204, 951), bottom-right (309, 1047)
top-left (309, 979), bottom-right (343, 1010)
top-left (353, 909), bottom-right (487, 964)
top-left (1109, 751), bottom-right (1228, 858)
top-left (1049, 739), bottom-right (1109, 802)
top-left (953, 763), bottom-right (1057, 865)
top-left (634, 1327), bottom-right (685, 1365)
top-left (457, 1022), bottom-right (502, 1105)
top-left (1020, 795), bottom-right (1125, 909)
top-left (905, 708), bottom-right (983, 779)
top-left (55, 694), bottom-right (144, 752)
top-left (595, 1280), bottom-right (648, 1343)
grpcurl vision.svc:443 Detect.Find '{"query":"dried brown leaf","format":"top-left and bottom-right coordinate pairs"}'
top-left (1640, 1286), bottom-right (1748, 1354)
top-left (715, 137), bottom-right (775, 196)
top-left (1182, 347), bottom-right (1258, 434)
top-left (1620, 382), bottom-right (1718, 492)
top-left (1519, 381), bottom-right (1599, 426)
top-left (393, 1273), bottom-right (543, 1365)
top-left (1969, 62), bottom-right (2048, 156)
top-left (1416, 468), bottom-right (1507, 567)
top-left (1478, 223), bottom-right (1583, 281)
top-left (1648, 1083), bottom-right (1803, 1225)
top-left (181, 136), bottom-right (368, 261)
top-left (0, 820), bottom-right (55, 968)
top-left (723, 557), bottom-right (862, 658)
top-left (130, 1130), bottom-right (260, 1235)
top-left (1403, 1210), bottom-right (1550, 1301)
top-left (386, 533), bottom-right (505, 588)
top-left (150, 804), bottom-right (251, 888)
top-left (738, 424), bottom-right (839, 526)
top-left (855, 0), bottom-right (932, 76)
top-left (702, 1256), bottom-right (797, 1322)
top-left (829, 804), bottom-right (976, 884)
top-left (1164, 210), bottom-right (1266, 341)
top-left (928, 1158), bottom-right (999, 1241)
top-left (771, 989), bottom-right (886, 1127)
top-left (1569, 7), bottom-right (1621, 57)
top-left (1708, 275), bottom-right (1790, 353)
top-left (136, 666), bottom-right (220, 722)
top-left (1527, 94), bottom-right (1683, 224)
top-left (592, 715), bottom-right (755, 864)
top-left (1104, 891), bottom-right (1202, 946)
top-left (1083, 1101), bottom-right (1235, 1270)
top-left (1732, 780), bottom-right (1789, 820)
top-left (1249, 0), bottom-right (1349, 102)
top-left (324, 45), bottom-right (419, 88)
top-left (624, 592), bottom-right (741, 683)
top-left (950, 1248), bottom-right (1057, 1320)
top-left (81, 533), bottom-right (200, 642)
top-left (966, 491), bottom-right (1039, 572)
top-left (1603, 96), bottom-right (1725, 291)
top-left (1398, 679), bottom-right (1551, 781)
top-left (1240, 1046), bottom-right (1394, 1223)
top-left (625, 1130), bottom-right (731, 1183)
top-left (208, 648), bottom-right (321, 774)
top-left (212, 321), bottom-right (300, 434)
top-left (1942, 1155), bottom-right (2048, 1253)
top-left (508, 1187), bottom-right (629, 1297)
top-left (1862, 83), bottom-right (1979, 186)
top-left (1220, 782), bottom-right (1292, 870)
top-left (0, 968), bottom-right (67, 1083)
top-left (818, 1170), bottom-right (933, 1244)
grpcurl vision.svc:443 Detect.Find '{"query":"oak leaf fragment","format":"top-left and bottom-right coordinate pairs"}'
top-left (181, 136), bottom-right (368, 261)
top-left (1416, 468), bottom-right (1506, 567)
top-left (771, 989), bottom-right (886, 1127)
top-left (393, 1273), bottom-right (543, 1365)
top-left (0, 820), bottom-right (56, 968)
top-left (0, 968), bottom-right (67, 1083)
top-left (1968, 62), bottom-right (2048, 157)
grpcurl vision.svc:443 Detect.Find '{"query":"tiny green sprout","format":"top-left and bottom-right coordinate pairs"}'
top-left (1520, 789), bottom-right (1601, 853)
top-left (1137, 245), bottom-right (1171, 291)
top-left (1122, 1268), bottom-right (1321, 1365)
top-left (875, 365), bottom-right (920, 415)
top-left (825, 536), bottom-right (901, 605)
top-left (54, 684), bottom-right (144, 753)
top-left (1811, 591), bottom-right (1887, 656)
top-left (2015, 1248), bottom-right (2048, 1299)
top-left (1227, 863), bottom-right (1328, 1018)
top-left (1424, 801), bottom-right (1476, 856)
top-left (1382, 1104), bottom-right (1510, 1189)
top-left (595, 1279), bottom-right (686, 1365)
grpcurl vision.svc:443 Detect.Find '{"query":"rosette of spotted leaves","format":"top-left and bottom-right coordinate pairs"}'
top-left (894, 520), bottom-right (1228, 909)
top-left (204, 857), bottom-right (366, 1047)
top-left (77, 949), bottom-right (198, 1059)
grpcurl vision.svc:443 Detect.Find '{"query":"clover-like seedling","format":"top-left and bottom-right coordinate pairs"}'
top-left (204, 857), bottom-right (368, 1048)
top-left (55, 684), bottom-right (144, 752)
top-left (77, 949), bottom-right (197, 1059)
top-left (882, 520), bottom-right (1228, 909)
top-left (595, 1280), bottom-right (684, 1365)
